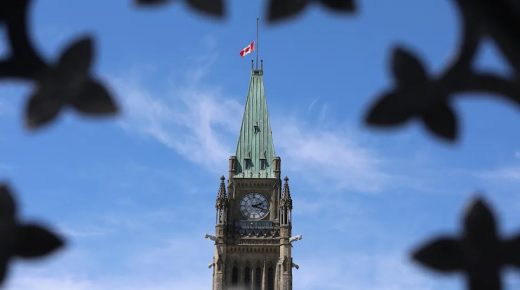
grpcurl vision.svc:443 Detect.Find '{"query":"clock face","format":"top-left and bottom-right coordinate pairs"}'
top-left (240, 193), bottom-right (269, 220)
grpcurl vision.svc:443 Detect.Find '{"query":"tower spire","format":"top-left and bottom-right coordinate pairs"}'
top-left (235, 64), bottom-right (275, 178)
top-left (256, 17), bottom-right (259, 70)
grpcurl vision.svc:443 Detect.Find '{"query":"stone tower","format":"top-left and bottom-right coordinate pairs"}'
top-left (209, 66), bottom-right (297, 290)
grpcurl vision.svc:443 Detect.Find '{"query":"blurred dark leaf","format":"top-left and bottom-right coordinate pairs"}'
top-left (392, 47), bottom-right (428, 87)
top-left (135, 0), bottom-right (169, 5)
top-left (25, 91), bottom-right (62, 129)
top-left (365, 92), bottom-right (413, 126)
top-left (470, 275), bottom-right (501, 290)
top-left (135, 0), bottom-right (224, 16)
top-left (421, 103), bottom-right (457, 141)
top-left (0, 184), bottom-right (65, 285)
top-left (14, 224), bottom-right (64, 258)
top-left (366, 46), bottom-right (459, 141)
top-left (268, 0), bottom-right (307, 22)
top-left (468, 271), bottom-right (501, 290)
top-left (0, 261), bottom-right (6, 284)
top-left (268, 0), bottom-right (356, 22)
top-left (464, 198), bottom-right (497, 244)
top-left (0, 185), bottom-right (15, 285)
top-left (24, 36), bottom-right (118, 129)
top-left (187, 0), bottom-right (224, 16)
top-left (412, 196), bottom-right (520, 290)
top-left (0, 185), bottom-right (16, 221)
top-left (502, 234), bottom-right (520, 266)
top-left (72, 80), bottom-right (118, 114)
top-left (413, 238), bottom-right (464, 272)
top-left (320, 0), bottom-right (356, 12)
top-left (58, 37), bottom-right (93, 74)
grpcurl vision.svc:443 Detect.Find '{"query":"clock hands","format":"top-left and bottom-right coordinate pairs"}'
top-left (252, 202), bottom-right (268, 210)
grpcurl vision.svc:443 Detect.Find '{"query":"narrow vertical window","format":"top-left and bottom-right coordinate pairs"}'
top-left (244, 267), bottom-right (251, 290)
top-left (267, 267), bottom-right (274, 290)
top-left (232, 266), bottom-right (238, 285)
top-left (245, 158), bottom-right (253, 169)
top-left (260, 159), bottom-right (267, 170)
top-left (255, 267), bottom-right (262, 290)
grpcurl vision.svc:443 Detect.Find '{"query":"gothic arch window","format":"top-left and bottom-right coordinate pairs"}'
top-left (244, 266), bottom-right (251, 290)
top-left (231, 266), bottom-right (239, 286)
top-left (267, 267), bottom-right (274, 290)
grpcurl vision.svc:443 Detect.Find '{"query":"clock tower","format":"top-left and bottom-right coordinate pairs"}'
top-left (208, 64), bottom-right (298, 290)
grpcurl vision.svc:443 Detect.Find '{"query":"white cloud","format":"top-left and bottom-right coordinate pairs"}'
top-left (275, 118), bottom-right (391, 192)
top-left (61, 225), bottom-right (109, 238)
top-left (475, 166), bottom-right (520, 182)
top-left (7, 276), bottom-right (95, 290)
top-left (113, 73), bottom-right (242, 173)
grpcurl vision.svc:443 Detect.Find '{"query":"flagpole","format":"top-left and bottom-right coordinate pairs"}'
top-left (256, 17), bottom-right (259, 70)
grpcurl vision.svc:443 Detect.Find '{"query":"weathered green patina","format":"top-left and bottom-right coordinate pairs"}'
top-left (234, 69), bottom-right (276, 178)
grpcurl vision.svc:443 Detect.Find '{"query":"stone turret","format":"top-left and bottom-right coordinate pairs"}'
top-left (213, 176), bottom-right (228, 290)
top-left (278, 177), bottom-right (293, 290)
top-left (215, 176), bottom-right (228, 226)
top-left (280, 177), bottom-right (292, 226)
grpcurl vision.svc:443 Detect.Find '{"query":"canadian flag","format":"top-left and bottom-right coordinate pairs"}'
top-left (240, 41), bottom-right (255, 57)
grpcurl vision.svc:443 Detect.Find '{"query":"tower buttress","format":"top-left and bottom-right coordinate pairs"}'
top-left (213, 176), bottom-right (228, 290)
top-left (278, 177), bottom-right (293, 290)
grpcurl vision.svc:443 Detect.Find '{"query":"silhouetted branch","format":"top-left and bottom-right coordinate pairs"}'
top-left (0, 1), bottom-right (118, 130)
top-left (455, 0), bottom-right (520, 74)
top-left (267, 0), bottom-right (356, 22)
top-left (413, 197), bottom-right (520, 290)
top-left (135, 0), bottom-right (225, 17)
top-left (0, 184), bottom-right (65, 286)
top-left (440, 9), bottom-right (479, 84)
top-left (0, 0), bottom-right (46, 79)
top-left (365, 1), bottom-right (520, 142)
top-left (25, 37), bottom-right (118, 129)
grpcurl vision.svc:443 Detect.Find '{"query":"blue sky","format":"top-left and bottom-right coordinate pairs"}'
top-left (1, 0), bottom-right (520, 289)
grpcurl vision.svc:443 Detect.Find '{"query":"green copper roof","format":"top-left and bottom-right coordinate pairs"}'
top-left (234, 69), bottom-right (276, 178)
